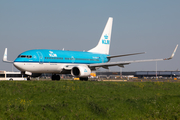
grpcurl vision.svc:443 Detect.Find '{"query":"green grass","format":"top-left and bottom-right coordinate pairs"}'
top-left (0, 80), bottom-right (180, 119)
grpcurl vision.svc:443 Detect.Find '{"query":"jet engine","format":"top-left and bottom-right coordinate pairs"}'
top-left (71, 66), bottom-right (91, 77)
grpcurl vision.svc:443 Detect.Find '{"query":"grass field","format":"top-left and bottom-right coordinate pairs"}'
top-left (0, 80), bottom-right (180, 119)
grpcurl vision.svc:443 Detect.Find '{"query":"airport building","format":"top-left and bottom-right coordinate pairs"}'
top-left (1, 70), bottom-right (179, 80)
top-left (40, 71), bottom-right (180, 79)
top-left (96, 71), bottom-right (180, 79)
top-left (41, 71), bottom-right (180, 79)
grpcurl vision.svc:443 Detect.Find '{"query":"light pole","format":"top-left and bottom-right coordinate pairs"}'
top-left (12, 64), bottom-right (13, 72)
top-left (156, 61), bottom-right (157, 79)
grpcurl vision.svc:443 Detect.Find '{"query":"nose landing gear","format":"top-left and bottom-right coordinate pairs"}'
top-left (27, 76), bottom-right (31, 80)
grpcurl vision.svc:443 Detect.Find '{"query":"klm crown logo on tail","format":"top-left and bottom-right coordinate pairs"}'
top-left (102, 34), bottom-right (110, 44)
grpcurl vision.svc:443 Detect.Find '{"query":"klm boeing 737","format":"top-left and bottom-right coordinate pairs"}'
top-left (3, 17), bottom-right (178, 80)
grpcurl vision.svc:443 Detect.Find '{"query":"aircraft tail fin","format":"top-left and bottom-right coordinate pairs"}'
top-left (88, 17), bottom-right (113, 54)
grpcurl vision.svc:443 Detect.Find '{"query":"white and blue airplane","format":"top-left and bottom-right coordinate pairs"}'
top-left (3, 17), bottom-right (178, 80)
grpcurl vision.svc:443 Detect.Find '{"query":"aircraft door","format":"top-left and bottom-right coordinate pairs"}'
top-left (37, 52), bottom-right (44, 64)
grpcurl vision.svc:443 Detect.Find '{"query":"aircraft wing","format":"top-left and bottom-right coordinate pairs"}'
top-left (107, 52), bottom-right (145, 58)
top-left (89, 58), bottom-right (164, 69)
top-left (89, 44), bottom-right (178, 69)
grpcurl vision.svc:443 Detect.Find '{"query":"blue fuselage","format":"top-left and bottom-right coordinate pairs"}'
top-left (14, 49), bottom-right (110, 64)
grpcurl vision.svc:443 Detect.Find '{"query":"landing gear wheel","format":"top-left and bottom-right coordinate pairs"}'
top-left (80, 77), bottom-right (88, 81)
top-left (52, 75), bottom-right (55, 80)
top-left (56, 75), bottom-right (60, 81)
top-left (51, 74), bottom-right (60, 81)
top-left (27, 76), bottom-right (31, 80)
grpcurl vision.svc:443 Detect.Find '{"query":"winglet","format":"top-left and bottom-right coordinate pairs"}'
top-left (164, 44), bottom-right (178, 60)
top-left (3, 48), bottom-right (8, 62)
top-left (3, 48), bottom-right (13, 63)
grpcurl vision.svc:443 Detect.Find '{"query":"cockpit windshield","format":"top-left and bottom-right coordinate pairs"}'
top-left (18, 55), bottom-right (32, 58)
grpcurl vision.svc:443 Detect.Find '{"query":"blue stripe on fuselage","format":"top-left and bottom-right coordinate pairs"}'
top-left (14, 49), bottom-right (110, 64)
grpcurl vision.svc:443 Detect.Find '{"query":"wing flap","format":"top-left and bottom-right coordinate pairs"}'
top-left (89, 59), bottom-right (163, 69)
top-left (107, 52), bottom-right (145, 58)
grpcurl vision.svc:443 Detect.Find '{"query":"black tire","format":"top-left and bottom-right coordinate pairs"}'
top-left (80, 77), bottom-right (83, 81)
top-left (84, 77), bottom-right (88, 81)
top-left (27, 76), bottom-right (31, 80)
top-left (51, 75), bottom-right (60, 81)
top-left (56, 75), bottom-right (60, 81)
top-left (80, 77), bottom-right (88, 81)
top-left (51, 75), bottom-right (56, 80)
top-left (9, 78), bottom-right (13, 81)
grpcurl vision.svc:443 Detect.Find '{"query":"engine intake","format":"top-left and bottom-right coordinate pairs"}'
top-left (71, 66), bottom-right (91, 77)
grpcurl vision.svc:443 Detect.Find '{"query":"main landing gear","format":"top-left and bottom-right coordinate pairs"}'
top-left (80, 77), bottom-right (88, 81)
top-left (51, 74), bottom-right (60, 81)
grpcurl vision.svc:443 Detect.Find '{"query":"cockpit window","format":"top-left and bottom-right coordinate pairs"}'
top-left (18, 55), bottom-right (32, 58)
top-left (27, 55), bottom-right (32, 58)
top-left (20, 55), bottom-right (26, 58)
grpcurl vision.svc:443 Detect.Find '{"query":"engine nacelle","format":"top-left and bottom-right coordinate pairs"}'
top-left (71, 66), bottom-right (91, 77)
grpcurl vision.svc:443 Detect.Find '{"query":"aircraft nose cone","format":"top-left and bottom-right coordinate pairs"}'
top-left (13, 62), bottom-right (18, 67)
top-left (13, 62), bottom-right (23, 71)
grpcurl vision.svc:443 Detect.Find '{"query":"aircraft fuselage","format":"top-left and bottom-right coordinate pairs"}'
top-left (14, 49), bottom-right (110, 73)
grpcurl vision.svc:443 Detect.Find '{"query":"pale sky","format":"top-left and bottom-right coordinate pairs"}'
top-left (0, 0), bottom-right (180, 72)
